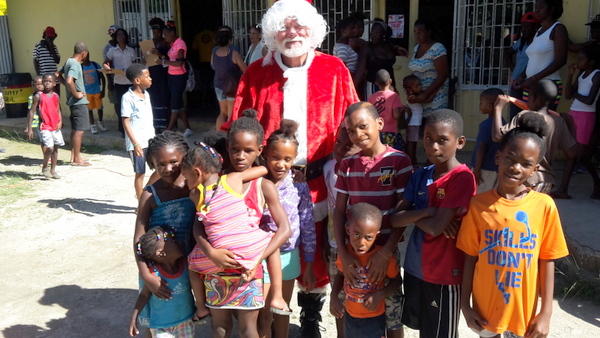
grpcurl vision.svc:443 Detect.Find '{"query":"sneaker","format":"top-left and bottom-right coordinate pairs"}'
top-left (51, 172), bottom-right (61, 179)
top-left (183, 128), bottom-right (193, 138)
top-left (98, 121), bottom-right (107, 132)
top-left (90, 124), bottom-right (98, 134)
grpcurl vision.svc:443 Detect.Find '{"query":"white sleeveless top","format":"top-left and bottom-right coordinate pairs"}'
top-left (525, 21), bottom-right (561, 80)
top-left (244, 43), bottom-right (264, 65)
top-left (571, 69), bottom-right (600, 112)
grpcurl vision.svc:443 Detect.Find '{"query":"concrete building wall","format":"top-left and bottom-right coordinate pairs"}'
top-left (6, 0), bottom-right (116, 115)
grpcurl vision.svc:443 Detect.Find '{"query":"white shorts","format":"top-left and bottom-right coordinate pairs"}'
top-left (39, 129), bottom-right (65, 148)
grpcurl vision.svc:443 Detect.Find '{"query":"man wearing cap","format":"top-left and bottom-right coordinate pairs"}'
top-left (228, 1), bottom-right (359, 337)
top-left (33, 26), bottom-right (60, 94)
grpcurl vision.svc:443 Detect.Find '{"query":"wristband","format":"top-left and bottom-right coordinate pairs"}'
top-left (133, 143), bottom-right (140, 147)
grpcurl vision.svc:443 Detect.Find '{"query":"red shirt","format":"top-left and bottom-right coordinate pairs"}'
top-left (38, 92), bottom-right (60, 131)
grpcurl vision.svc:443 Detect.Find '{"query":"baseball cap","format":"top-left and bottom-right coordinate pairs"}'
top-left (108, 25), bottom-right (120, 36)
top-left (44, 26), bottom-right (57, 38)
top-left (586, 14), bottom-right (600, 26)
top-left (521, 12), bottom-right (540, 24)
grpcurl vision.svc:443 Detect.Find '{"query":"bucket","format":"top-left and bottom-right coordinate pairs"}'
top-left (0, 73), bottom-right (33, 118)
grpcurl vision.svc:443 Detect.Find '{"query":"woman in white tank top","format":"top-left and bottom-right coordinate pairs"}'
top-left (521, 0), bottom-right (568, 110)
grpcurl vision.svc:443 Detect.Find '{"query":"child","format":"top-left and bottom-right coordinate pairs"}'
top-left (323, 124), bottom-right (359, 338)
top-left (181, 144), bottom-right (287, 337)
top-left (368, 69), bottom-right (410, 152)
top-left (564, 44), bottom-right (600, 198)
top-left (505, 12), bottom-right (540, 120)
top-left (458, 112), bottom-right (569, 338)
top-left (391, 109), bottom-right (476, 338)
top-left (133, 131), bottom-right (196, 328)
top-left (260, 119), bottom-right (317, 337)
top-left (129, 226), bottom-right (198, 337)
top-left (82, 52), bottom-right (106, 134)
top-left (122, 63), bottom-right (156, 200)
top-left (492, 80), bottom-right (577, 196)
top-left (26, 74), bottom-right (64, 179)
top-left (402, 74), bottom-right (424, 164)
top-left (334, 18), bottom-right (358, 77)
top-left (334, 102), bottom-right (413, 338)
top-left (25, 76), bottom-right (45, 162)
top-left (330, 202), bottom-right (401, 338)
top-left (471, 88), bottom-right (505, 193)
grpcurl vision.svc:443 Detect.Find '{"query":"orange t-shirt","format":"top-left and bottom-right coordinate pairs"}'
top-left (457, 189), bottom-right (569, 336)
top-left (336, 245), bottom-right (399, 318)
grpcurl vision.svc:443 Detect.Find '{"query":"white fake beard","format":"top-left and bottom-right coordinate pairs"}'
top-left (277, 38), bottom-right (311, 58)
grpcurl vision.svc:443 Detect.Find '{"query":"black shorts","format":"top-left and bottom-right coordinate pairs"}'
top-left (401, 272), bottom-right (460, 338)
top-left (129, 148), bottom-right (148, 174)
top-left (70, 104), bottom-right (90, 131)
top-left (168, 73), bottom-right (187, 111)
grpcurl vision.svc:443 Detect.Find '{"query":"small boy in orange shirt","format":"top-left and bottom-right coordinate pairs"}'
top-left (330, 202), bottom-right (401, 338)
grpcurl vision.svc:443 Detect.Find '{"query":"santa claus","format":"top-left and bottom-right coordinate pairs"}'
top-left (229, 0), bottom-right (359, 336)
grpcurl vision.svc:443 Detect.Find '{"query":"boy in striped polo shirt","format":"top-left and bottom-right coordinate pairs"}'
top-left (333, 101), bottom-right (413, 338)
top-left (391, 109), bottom-right (477, 338)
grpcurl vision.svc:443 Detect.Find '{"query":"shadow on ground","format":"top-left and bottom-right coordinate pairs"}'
top-left (556, 298), bottom-right (600, 329)
top-left (0, 170), bottom-right (35, 181)
top-left (0, 155), bottom-right (66, 167)
top-left (38, 198), bottom-right (136, 216)
top-left (2, 285), bottom-right (137, 338)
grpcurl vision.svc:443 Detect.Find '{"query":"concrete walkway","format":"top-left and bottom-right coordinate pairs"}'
top-left (1, 114), bottom-right (598, 278)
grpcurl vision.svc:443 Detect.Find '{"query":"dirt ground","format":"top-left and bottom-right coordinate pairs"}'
top-left (0, 137), bottom-right (599, 338)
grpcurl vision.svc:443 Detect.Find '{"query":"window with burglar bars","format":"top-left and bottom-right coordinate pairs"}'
top-left (114, 0), bottom-right (172, 50)
top-left (223, 0), bottom-right (269, 57)
top-left (221, 0), bottom-right (372, 58)
top-left (312, 0), bottom-right (373, 54)
top-left (453, 0), bottom-right (536, 90)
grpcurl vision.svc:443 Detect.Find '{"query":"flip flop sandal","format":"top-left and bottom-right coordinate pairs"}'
top-left (270, 306), bottom-right (293, 316)
top-left (71, 161), bottom-right (92, 166)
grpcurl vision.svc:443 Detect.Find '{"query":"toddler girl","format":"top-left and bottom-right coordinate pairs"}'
top-left (403, 74), bottom-right (424, 164)
top-left (565, 44), bottom-right (600, 198)
top-left (258, 119), bottom-right (317, 337)
top-left (458, 113), bottom-right (568, 338)
top-left (129, 226), bottom-right (199, 337)
top-left (133, 131), bottom-right (197, 324)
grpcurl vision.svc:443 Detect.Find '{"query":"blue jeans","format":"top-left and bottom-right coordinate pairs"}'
top-left (344, 311), bottom-right (385, 338)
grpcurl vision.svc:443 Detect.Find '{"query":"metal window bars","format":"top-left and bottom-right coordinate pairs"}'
top-left (113, 0), bottom-right (172, 56)
top-left (452, 0), bottom-right (536, 91)
top-left (222, 0), bottom-right (269, 58)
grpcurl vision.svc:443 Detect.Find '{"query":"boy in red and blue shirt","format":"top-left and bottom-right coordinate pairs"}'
top-left (334, 101), bottom-right (413, 338)
top-left (391, 109), bottom-right (476, 338)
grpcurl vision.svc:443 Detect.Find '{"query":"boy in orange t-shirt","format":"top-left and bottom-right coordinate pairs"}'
top-left (330, 202), bottom-right (401, 338)
top-left (457, 113), bottom-right (569, 338)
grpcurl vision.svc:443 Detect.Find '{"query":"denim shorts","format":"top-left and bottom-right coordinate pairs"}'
top-left (128, 148), bottom-right (148, 174)
top-left (344, 311), bottom-right (385, 338)
top-left (214, 87), bottom-right (236, 102)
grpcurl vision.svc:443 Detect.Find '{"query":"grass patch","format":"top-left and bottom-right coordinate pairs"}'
top-left (555, 257), bottom-right (600, 305)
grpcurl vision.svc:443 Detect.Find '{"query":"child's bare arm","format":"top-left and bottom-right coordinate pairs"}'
top-left (66, 76), bottom-right (84, 99)
top-left (391, 197), bottom-right (436, 228)
top-left (129, 284), bottom-right (151, 337)
top-left (573, 71), bottom-right (600, 105)
top-left (461, 254), bottom-right (488, 332)
top-left (414, 207), bottom-right (461, 237)
top-left (25, 94), bottom-right (40, 139)
top-left (492, 95), bottom-right (511, 142)
top-left (525, 259), bottom-right (555, 337)
top-left (329, 272), bottom-right (345, 318)
top-left (333, 192), bottom-right (363, 287)
top-left (363, 272), bottom-right (401, 312)
top-left (259, 179), bottom-right (292, 260)
top-left (122, 117), bottom-right (143, 157)
top-left (234, 165), bottom-right (268, 182)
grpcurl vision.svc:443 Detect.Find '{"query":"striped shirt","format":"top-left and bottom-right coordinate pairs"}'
top-left (333, 43), bottom-right (358, 74)
top-left (33, 41), bottom-right (60, 76)
top-left (335, 146), bottom-right (413, 238)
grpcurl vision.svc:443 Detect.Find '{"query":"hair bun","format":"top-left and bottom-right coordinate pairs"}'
top-left (518, 112), bottom-right (548, 139)
top-left (241, 108), bottom-right (258, 119)
top-left (280, 119), bottom-right (299, 136)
